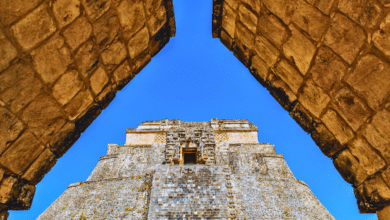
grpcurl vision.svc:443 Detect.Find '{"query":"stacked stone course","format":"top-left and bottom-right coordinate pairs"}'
top-left (213, 0), bottom-right (390, 215)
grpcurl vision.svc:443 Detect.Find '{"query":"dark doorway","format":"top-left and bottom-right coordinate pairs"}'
top-left (184, 153), bottom-right (196, 164)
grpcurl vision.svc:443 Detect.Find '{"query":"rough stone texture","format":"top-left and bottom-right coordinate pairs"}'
top-left (0, 107), bottom-right (24, 155)
top-left (117, 0), bottom-right (146, 42)
top-left (0, 0), bottom-right (43, 25)
top-left (0, 30), bottom-right (18, 72)
top-left (52, 70), bottom-right (83, 106)
top-left (38, 119), bottom-right (334, 220)
top-left (321, 109), bottom-right (355, 145)
top-left (333, 148), bottom-right (368, 187)
top-left (373, 12), bottom-right (390, 59)
top-left (274, 59), bottom-right (303, 94)
top-left (257, 8), bottom-right (290, 49)
top-left (52, 0), bottom-right (80, 28)
top-left (62, 16), bottom-right (92, 51)
top-left (298, 79), bottom-right (330, 118)
top-left (338, 0), bottom-right (383, 29)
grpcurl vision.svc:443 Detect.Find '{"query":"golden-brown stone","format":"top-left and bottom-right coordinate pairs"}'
top-left (144, 0), bottom-right (164, 18)
top-left (63, 16), bottom-right (92, 51)
top-left (338, 0), bottom-right (383, 29)
top-left (321, 108), bottom-right (354, 145)
top-left (117, 0), bottom-right (146, 42)
top-left (0, 176), bottom-right (18, 204)
top-left (238, 4), bottom-right (258, 34)
top-left (262, 0), bottom-right (296, 24)
top-left (113, 60), bottom-right (133, 90)
top-left (48, 122), bottom-right (79, 157)
top-left (92, 9), bottom-right (121, 50)
top-left (132, 50), bottom-right (151, 74)
top-left (257, 9), bottom-right (290, 49)
top-left (0, 107), bottom-right (24, 154)
top-left (254, 35), bottom-right (280, 67)
top-left (52, 70), bottom-right (83, 105)
top-left (377, 205), bottom-right (390, 220)
top-left (75, 41), bottom-right (100, 78)
top-left (31, 34), bottom-right (72, 84)
top-left (0, 0), bottom-right (42, 25)
top-left (147, 4), bottom-right (167, 37)
top-left (308, 0), bottom-right (335, 15)
top-left (220, 30), bottom-right (233, 50)
top-left (289, 102), bottom-right (313, 132)
top-left (241, 0), bottom-right (261, 14)
top-left (333, 148), bottom-right (368, 186)
top-left (90, 67), bottom-right (108, 95)
top-left (81, 0), bottom-right (111, 22)
top-left (222, 3), bottom-right (237, 38)
top-left (383, 166), bottom-right (390, 187)
top-left (225, 0), bottom-right (239, 10)
top-left (373, 13), bottom-right (390, 59)
top-left (311, 122), bottom-right (343, 157)
top-left (363, 123), bottom-right (390, 164)
top-left (274, 59), bottom-right (303, 94)
top-left (11, 4), bottom-right (56, 50)
top-left (324, 13), bottom-right (366, 65)
top-left (21, 148), bottom-right (57, 185)
top-left (355, 174), bottom-right (390, 212)
top-left (267, 72), bottom-right (298, 111)
top-left (128, 27), bottom-right (150, 59)
top-left (64, 89), bottom-right (94, 120)
top-left (298, 79), bottom-right (330, 118)
top-left (52, 0), bottom-right (81, 28)
top-left (250, 55), bottom-right (268, 83)
top-left (100, 40), bottom-right (127, 72)
top-left (235, 22), bottom-right (255, 49)
top-left (0, 30), bottom-right (18, 72)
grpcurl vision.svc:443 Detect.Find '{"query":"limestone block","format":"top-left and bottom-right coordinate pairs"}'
top-left (238, 4), bottom-right (258, 34)
top-left (257, 9), bottom-right (290, 49)
top-left (52, 70), bottom-right (83, 105)
top-left (117, 0), bottom-right (146, 42)
top-left (0, 0), bottom-right (42, 25)
top-left (48, 122), bottom-right (79, 157)
top-left (21, 93), bottom-right (66, 143)
top-left (220, 30), bottom-right (233, 50)
top-left (233, 22), bottom-right (255, 67)
top-left (274, 59), bottom-right (303, 94)
top-left (292, 0), bottom-right (330, 41)
top-left (9, 183), bottom-right (35, 210)
top-left (96, 84), bottom-right (115, 109)
top-left (267, 72), bottom-right (298, 111)
top-left (241, 0), bottom-right (261, 14)
top-left (310, 46), bottom-right (347, 92)
top-left (379, 0), bottom-right (390, 5)
top-left (338, 0), bottom-right (383, 29)
top-left (128, 27), bottom-right (150, 59)
top-left (377, 205), bottom-right (390, 220)
top-left (346, 54), bottom-right (390, 110)
top-left (363, 123), bottom-right (390, 163)
top-left (0, 132), bottom-right (44, 175)
top-left (0, 107), bottom-right (23, 154)
top-left (371, 109), bottom-right (390, 141)
top-left (308, 0), bottom-right (335, 15)
top-left (11, 4), bottom-right (56, 50)
top-left (131, 50), bottom-right (151, 74)
top-left (0, 30), bottom-right (18, 72)
top-left (0, 60), bottom-right (42, 113)
top-left (225, 0), bottom-right (239, 10)
top-left (333, 148), bottom-right (368, 186)
top-left (90, 67), bottom-right (108, 95)
top-left (250, 55), bottom-right (268, 83)
top-left (348, 136), bottom-right (385, 176)
top-left (283, 25), bottom-right (316, 75)
top-left (149, 22), bottom-right (170, 57)
top-left (324, 13), bottom-right (366, 64)
top-left (144, 0), bottom-right (163, 18)
top-left (64, 89), bottom-right (94, 120)
top-left (75, 41), bottom-right (99, 78)
top-left (222, 3), bottom-right (237, 38)
top-left (321, 108), bottom-right (354, 145)
top-left (383, 166), bottom-right (390, 188)
top-left (262, 0), bottom-right (296, 25)
top-left (147, 4), bottom-right (167, 37)
top-left (298, 79), bottom-right (330, 118)
top-left (254, 35), bottom-right (280, 67)
top-left (355, 174), bottom-right (390, 212)
top-left (0, 210), bottom-right (9, 220)
top-left (373, 13), bottom-right (390, 58)
top-left (31, 34), bottom-right (72, 84)
top-left (63, 16), bottom-right (92, 51)
top-left (92, 9), bottom-right (121, 50)
top-left (289, 102), bottom-right (313, 133)
top-left (332, 87), bottom-right (372, 131)
top-left (52, 0), bottom-right (81, 28)
top-left (100, 39), bottom-right (127, 72)
top-left (22, 148), bottom-right (57, 185)
top-left (0, 176), bottom-right (19, 204)
top-left (311, 122), bottom-right (343, 157)
top-left (80, 0), bottom-right (110, 21)
top-left (113, 60), bottom-right (133, 90)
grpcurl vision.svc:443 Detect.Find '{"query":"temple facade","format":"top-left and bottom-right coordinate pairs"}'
top-left (38, 119), bottom-right (334, 219)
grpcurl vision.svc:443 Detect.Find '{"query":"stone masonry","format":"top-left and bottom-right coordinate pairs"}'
top-left (0, 0), bottom-right (175, 218)
top-left (212, 0), bottom-right (390, 216)
top-left (38, 119), bottom-right (335, 219)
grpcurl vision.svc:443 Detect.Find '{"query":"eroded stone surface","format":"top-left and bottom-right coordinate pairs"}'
top-left (0, 30), bottom-right (18, 72)
top-left (373, 13), bottom-right (390, 58)
top-left (147, 4), bottom-right (167, 37)
top-left (254, 35), bottom-right (280, 67)
top-left (321, 108), bottom-right (354, 145)
top-left (222, 3), bottom-right (237, 38)
top-left (298, 79), bottom-right (330, 118)
top-left (62, 16), bottom-right (92, 51)
top-left (238, 4), bottom-right (258, 33)
top-left (81, 0), bottom-right (110, 22)
top-left (52, 0), bottom-right (81, 28)
top-left (333, 148), bottom-right (368, 186)
top-left (90, 67), bottom-right (108, 95)
top-left (52, 70), bottom-right (83, 106)
top-left (100, 40), bottom-right (127, 72)
top-left (274, 59), bottom-right (303, 94)
top-left (21, 148), bottom-right (57, 185)
top-left (92, 9), bottom-right (121, 50)
top-left (338, 0), bottom-right (383, 29)
top-left (257, 9), bottom-right (290, 49)
top-left (0, 107), bottom-right (24, 155)
top-left (262, 0), bottom-right (296, 25)
top-left (0, 0), bottom-right (42, 25)
top-left (128, 27), bottom-right (150, 59)
top-left (64, 89), bottom-right (94, 120)
top-left (117, 0), bottom-right (146, 42)
top-left (74, 41), bottom-right (99, 78)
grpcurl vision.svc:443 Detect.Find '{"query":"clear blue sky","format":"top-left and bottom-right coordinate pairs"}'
top-left (10, 1), bottom-right (378, 219)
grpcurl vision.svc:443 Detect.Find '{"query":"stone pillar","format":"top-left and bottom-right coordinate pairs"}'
top-left (377, 205), bottom-right (390, 220)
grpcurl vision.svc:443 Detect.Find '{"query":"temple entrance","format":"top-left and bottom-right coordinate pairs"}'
top-left (182, 147), bottom-right (197, 164)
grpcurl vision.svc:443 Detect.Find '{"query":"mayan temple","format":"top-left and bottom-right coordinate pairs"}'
top-left (37, 119), bottom-right (334, 219)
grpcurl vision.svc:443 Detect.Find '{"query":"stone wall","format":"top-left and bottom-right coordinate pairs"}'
top-left (0, 0), bottom-right (175, 216)
top-left (213, 0), bottom-right (390, 213)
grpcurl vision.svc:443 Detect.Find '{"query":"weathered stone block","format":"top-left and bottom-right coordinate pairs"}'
top-left (52, 70), bottom-right (83, 106)
top-left (96, 83), bottom-right (116, 109)
top-left (0, 132), bottom-right (44, 175)
top-left (289, 102), bottom-right (313, 132)
top-left (238, 4), bottom-right (258, 34)
top-left (339, 0), bottom-right (383, 29)
top-left (254, 35), bottom-right (280, 67)
top-left (262, 0), bottom-right (296, 24)
top-left (332, 87), bottom-right (372, 131)
top-left (147, 4), bottom-right (167, 37)
top-left (0, 30), bottom-right (18, 72)
top-left (52, 0), bottom-right (81, 28)
top-left (90, 67), bottom-right (109, 95)
top-left (257, 9), bottom-right (290, 49)
top-left (292, 0), bottom-right (330, 41)
top-left (22, 148), bottom-right (57, 185)
top-left (74, 103), bottom-right (101, 133)
top-left (234, 21), bottom-right (255, 49)
top-left (113, 60), bottom-right (133, 90)
top-left (92, 9), bottom-right (121, 50)
top-left (371, 109), bottom-right (390, 140)
top-left (225, 0), bottom-right (239, 10)
top-left (355, 174), bottom-right (390, 212)
top-left (0, 0), bottom-right (42, 25)
top-left (220, 30), bottom-right (233, 50)
top-left (308, 0), bottom-right (335, 15)
top-left (8, 183), bottom-right (35, 210)
top-left (324, 13), bottom-right (366, 64)
top-left (117, 0), bottom-right (145, 42)
top-left (363, 123), bottom-right (390, 164)
top-left (250, 55), bottom-right (268, 86)
top-left (64, 89), bottom-right (94, 121)
top-left (128, 27), bottom-right (150, 59)
top-left (222, 3), bottom-right (237, 38)
top-left (100, 39), bottom-right (127, 72)
top-left (333, 148), bottom-right (368, 186)
top-left (144, 0), bottom-right (163, 18)
top-left (283, 25), bottom-right (316, 75)
top-left (75, 41), bottom-right (99, 78)
top-left (132, 50), bottom-right (151, 74)
top-left (63, 16), bottom-right (92, 51)
top-left (0, 60), bottom-right (42, 113)
top-left (48, 122), bottom-right (80, 158)
top-left (267, 72), bottom-right (297, 111)
top-left (298, 79), bottom-right (330, 118)
top-left (310, 46), bottom-right (347, 92)
top-left (149, 23), bottom-right (170, 57)
top-left (21, 93), bottom-right (66, 143)
top-left (348, 136), bottom-right (385, 176)
top-left (0, 107), bottom-right (23, 154)
top-left (321, 109), bottom-right (354, 145)
top-left (31, 34), bottom-right (72, 84)
top-left (274, 59), bottom-right (303, 94)
top-left (377, 205), bottom-right (390, 220)
top-left (0, 176), bottom-right (19, 204)
top-left (373, 13), bottom-right (390, 59)
top-left (241, 0), bottom-right (261, 14)
top-left (10, 4), bottom-right (56, 50)
top-left (0, 210), bottom-right (9, 220)
top-left (346, 54), bottom-right (390, 110)
top-left (81, 0), bottom-right (110, 21)
top-left (311, 122), bottom-right (343, 157)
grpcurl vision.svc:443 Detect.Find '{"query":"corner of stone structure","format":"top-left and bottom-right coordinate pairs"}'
top-left (377, 205), bottom-right (390, 220)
